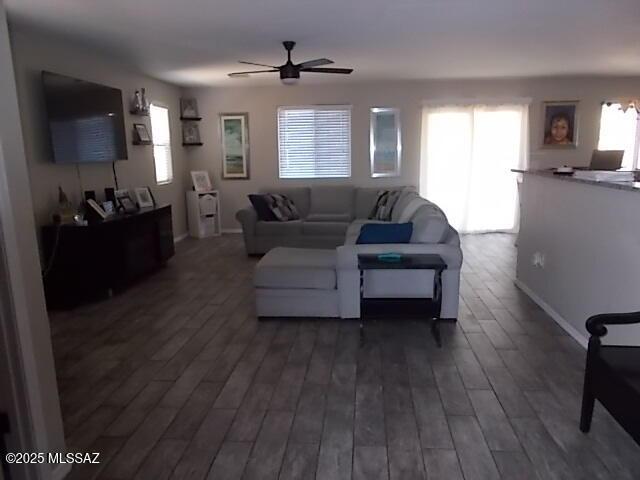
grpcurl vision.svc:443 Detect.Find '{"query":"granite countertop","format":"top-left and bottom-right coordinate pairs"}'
top-left (511, 169), bottom-right (640, 193)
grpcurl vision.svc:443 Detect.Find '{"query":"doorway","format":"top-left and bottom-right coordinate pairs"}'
top-left (420, 102), bottom-right (528, 233)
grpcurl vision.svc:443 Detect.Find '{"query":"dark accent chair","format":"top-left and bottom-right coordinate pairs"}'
top-left (580, 311), bottom-right (640, 445)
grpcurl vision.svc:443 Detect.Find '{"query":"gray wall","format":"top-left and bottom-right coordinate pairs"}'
top-left (517, 173), bottom-right (640, 346)
top-left (10, 27), bottom-right (190, 240)
top-left (185, 76), bottom-right (640, 230)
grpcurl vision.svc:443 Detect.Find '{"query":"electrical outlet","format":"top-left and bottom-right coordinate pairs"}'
top-left (532, 252), bottom-right (546, 268)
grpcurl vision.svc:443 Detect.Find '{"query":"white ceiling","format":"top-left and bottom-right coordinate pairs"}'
top-left (6, 0), bottom-right (640, 87)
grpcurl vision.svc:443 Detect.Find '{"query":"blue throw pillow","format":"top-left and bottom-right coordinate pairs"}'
top-left (356, 222), bottom-right (413, 244)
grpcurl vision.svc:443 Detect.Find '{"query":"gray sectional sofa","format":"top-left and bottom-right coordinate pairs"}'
top-left (236, 185), bottom-right (463, 319)
top-left (237, 185), bottom-right (424, 254)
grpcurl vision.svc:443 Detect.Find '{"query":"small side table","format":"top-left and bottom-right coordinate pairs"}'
top-left (358, 253), bottom-right (448, 347)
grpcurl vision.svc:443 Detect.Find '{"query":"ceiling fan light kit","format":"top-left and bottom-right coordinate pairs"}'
top-left (228, 41), bottom-right (353, 85)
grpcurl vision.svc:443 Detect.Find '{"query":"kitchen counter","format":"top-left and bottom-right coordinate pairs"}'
top-left (512, 169), bottom-right (640, 193)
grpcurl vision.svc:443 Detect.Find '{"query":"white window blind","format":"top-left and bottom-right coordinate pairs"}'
top-left (597, 103), bottom-right (640, 170)
top-left (150, 103), bottom-right (173, 184)
top-left (278, 106), bottom-right (351, 178)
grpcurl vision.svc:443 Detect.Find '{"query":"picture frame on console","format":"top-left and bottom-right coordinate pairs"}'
top-left (220, 113), bottom-right (250, 179)
top-left (191, 170), bottom-right (212, 192)
top-left (542, 101), bottom-right (578, 149)
top-left (134, 187), bottom-right (155, 208)
top-left (115, 189), bottom-right (138, 213)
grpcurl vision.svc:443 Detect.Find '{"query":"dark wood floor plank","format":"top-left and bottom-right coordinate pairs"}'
top-left (205, 441), bottom-right (252, 480)
top-left (432, 365), bottom-right (473, 416)
top-left (492, 451), bottom-right (541, 480)
top-left (411, 387), bottom-right (453, 449)
top-left (279, 443), bottom-right (320, 480)
top-left (134, 438), bottom-right (188, 480)
top-left (170, 408), bottom-right (236, 480)
top-left (163, 381), bottom-right (224, 440)
top-left (353, 446), bottom-right (389, 480)
top-left (242, 410), bottom-right (294, 480)
top-left (316, 406), bottom-right (354, 480)
top-left (388, 447), bottom-right (426, 480)
top-left (102, 406), bottom-right (178, 479)
top-left (422, 449), bottom-right (464, 480)
top-left (468, 389), bottom-right (521, 452)
top-left (448, 415), bottom-right (501, 480)
top-left (451, 348), bottom-right (490, 390)
top-left (354, 383), bottom-right (385, 446)
top-left (511, 417), bottom-right (575, 480)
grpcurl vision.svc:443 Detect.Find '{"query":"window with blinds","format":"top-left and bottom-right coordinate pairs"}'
top-left (150, 104), bottom-right (174, 184)
top-left (277, 105), bottom-right (351, 178)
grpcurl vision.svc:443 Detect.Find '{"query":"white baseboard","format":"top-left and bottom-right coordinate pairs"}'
top-left (222, 228), bottom-right (242, 234)
top-left (514, 278), bottom-right (588, 349)
top-left (173, 232), bottom-right (188, 243)
top-left (52, 463), bottom-right (72, 480)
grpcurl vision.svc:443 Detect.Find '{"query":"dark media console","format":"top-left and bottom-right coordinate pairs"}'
top-left (42, 205), bottom-right (174, 309)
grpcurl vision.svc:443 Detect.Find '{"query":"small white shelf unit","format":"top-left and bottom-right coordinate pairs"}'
top-left (187, 190), bottom-right (221, 238)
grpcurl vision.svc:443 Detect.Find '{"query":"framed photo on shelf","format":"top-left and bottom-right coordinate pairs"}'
top-left (180, 98), bottom-right (200, 119)
top-left (541, 101), bottom-right (578, 149)
top-left (182, 123), bottom-right (201, 145)
top-left (133, 123), bottom-right (151, 143)
top-left (220, 113), bottom-right (249, 179)
top-left (134, 187), bottom-right (155, 208)
top-left (190, 170), bottom-right (212, 192)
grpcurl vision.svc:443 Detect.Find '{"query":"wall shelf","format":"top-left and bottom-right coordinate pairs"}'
top-left (183, 142), bottom-right (203, 146)
top-left (180, 116), bottom-right (202, 121)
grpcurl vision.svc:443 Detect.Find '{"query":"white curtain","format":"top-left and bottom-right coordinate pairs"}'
top-left (420, 102), bottom-right (528, 233)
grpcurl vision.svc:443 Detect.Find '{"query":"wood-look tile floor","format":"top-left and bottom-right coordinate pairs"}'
top-left (51, 233), bottom-right (640, 480)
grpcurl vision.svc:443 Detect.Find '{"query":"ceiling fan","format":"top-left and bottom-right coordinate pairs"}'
top-left (228, 41), bottom-right (354, 85)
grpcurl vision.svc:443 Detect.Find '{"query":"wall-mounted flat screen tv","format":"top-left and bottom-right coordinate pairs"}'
top-left (42, 71), bottom-right (128, 164)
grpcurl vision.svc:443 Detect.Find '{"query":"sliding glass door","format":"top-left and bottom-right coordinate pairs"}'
top-left (420, 103), bottom-right (528, 233)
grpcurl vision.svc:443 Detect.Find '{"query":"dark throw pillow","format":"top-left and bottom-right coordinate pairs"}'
top-left (265, 193), bottom-right (300, 221)
top-left (248, 194), bottom-right (277, 221)
top-left (356, 222), bottom-right (413, 244)
top-left (369, 190), bottom-right (402, 221)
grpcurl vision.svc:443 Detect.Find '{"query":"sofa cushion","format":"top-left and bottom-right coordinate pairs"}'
top-left (410, 205), bottom-right (449, 243)
top-left (254, 247), bottom-right (336, 290)
top-left (369, 190), bottom-right (402, 220)
top-left (353, 187), bottom-right (397, 219)
top-left (256, 220), bottom-right (303, 236)
top-left (309, 186), bottom-right (354, 217)
top-left (397, 194), bottom-right (428, 223)
top-left (306, 213), bottom-right (352, 223)
top-left (344, 219), bottom-right (387, 245)
top-left (248, 194), bottom-right (277, 221)
top-left (265, 194), bottom-right (300, 221)
top-left (357, 222), bottom-right (413, 244)
top-left (302, 221), bottom-right (349, 237)
top-left (260, 187), bottom-right (311, 218)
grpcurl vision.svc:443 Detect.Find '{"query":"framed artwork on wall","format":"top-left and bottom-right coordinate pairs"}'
top-left (220, 113), bottom-right (250, 179)
top-left (541, 101), bottom-right (579, 149)
top-left (370, 107), bottom-right (401, 177)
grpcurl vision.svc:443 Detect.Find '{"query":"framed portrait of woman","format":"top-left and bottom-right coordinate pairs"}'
top-left (542, 101), bottom-right (579, 149)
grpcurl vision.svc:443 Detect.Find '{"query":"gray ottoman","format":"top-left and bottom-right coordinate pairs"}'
top-left (254, 247), bottom-right (339, 317)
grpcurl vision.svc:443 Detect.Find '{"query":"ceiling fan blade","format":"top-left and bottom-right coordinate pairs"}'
top-left (301, 67), bottom-right (353, 74)
top-left (238, 61), bottom-right (279, 68)
top-left (228, 69), bottom-right (279, 77)
top-left (297, 58), bottom-right (334, 68)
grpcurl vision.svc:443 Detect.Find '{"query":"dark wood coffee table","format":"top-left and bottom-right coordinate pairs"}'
top-left (358, 253), bottom-right (448, 347)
